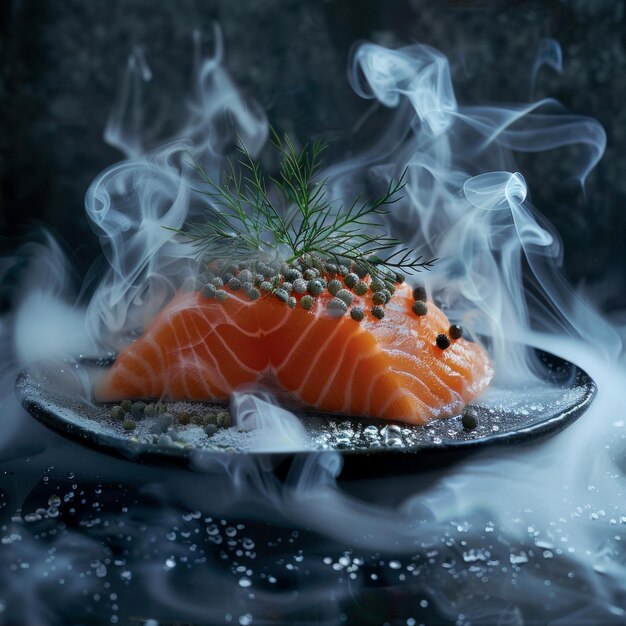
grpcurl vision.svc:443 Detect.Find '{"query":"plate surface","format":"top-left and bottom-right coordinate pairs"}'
top-left (15, 350), bottom-right (596, 475)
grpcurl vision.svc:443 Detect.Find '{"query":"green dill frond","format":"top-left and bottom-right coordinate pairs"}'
top-left (169, 133), bottom-right (436, 280)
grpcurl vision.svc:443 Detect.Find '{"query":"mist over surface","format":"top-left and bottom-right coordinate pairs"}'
top-left (1, 3), bottom-right (626, 626)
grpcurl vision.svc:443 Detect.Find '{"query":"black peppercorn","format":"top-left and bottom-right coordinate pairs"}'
top-left (436, 333), bottom-right (450, 350)
top-left (413, 286), bottom-right (427, 302)
top-left (461, 407), bottom-right (479, 430)
top-left (449, 324), bottom-right (463, 340)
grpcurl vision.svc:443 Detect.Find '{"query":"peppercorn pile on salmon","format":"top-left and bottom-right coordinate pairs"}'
top-left (94, 272), bottom-right (493, 425)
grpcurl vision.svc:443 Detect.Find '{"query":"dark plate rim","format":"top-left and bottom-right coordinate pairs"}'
top-left (14, 349), bottom-right (597, 471)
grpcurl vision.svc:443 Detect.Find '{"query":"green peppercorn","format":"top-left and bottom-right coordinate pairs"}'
top-left (131, 402), bottom-right (146, 419)
top-left (110, 405), bottom-right (125, 420)
top-left (338, 265), bottom-right (349, 277)
top-left (327, 297), bottom-right (348, 317)
top-left (344, 273), bottom-right (359, 288)
top-left (281, 281), bottom-right (293, 295)
top-left (370, 278), bottom-right (385, 293)
top-left (247, 287), bottom-right (261, 301)
top-left (120, 399), bottom-right (132, 412)
top-left (395, 272), bottom-right (405, 284)
top-left (303, 269), bottom-right (318, 281)
top-left (155, 401), bottom-right (167, 415)
top-left (372, 291), bottom-right (386, 305)
top-left (336, 289), bottom-right (354, 306)
top-left (201, 283), bottom-right (217, 298)
top-left (216, 289), bottom-right (229, 302)
top-left (412, 301), bottom-right (428, 316)
top-left (238, 269), bottom-right (253, 283)
top-left (275, 288), bottom-right (289, 303)
top-left (461, 407), bottom-right (479, 430)
top-left (222, 272), bottom-right (235, 283)
top-left (254, 273), bottom-right (265, 286)
top-left (308, 280), bottom-right (324, 296)
top-left (210, 277), bottom-right (224, 288)
top-left (293, 278), bottom-right (308, 294)
top-left (178, 412), bottom-right (191, 425)
top-left (350, 307), bottom-right (364, 322)
top-left (158, 412), bottom-right (174, 432)
top-left (190, 414), bottom-right (204, 425)
top-left (287, 296), bottom-right (297, 309)
top-left (413, 286), bottom-right (427, 302)
top-left (227, 277), bottom-right (241, 291)
top-left (205, 423), bottom-right (218, 437)
top-left (145, 403), bottom-right (156, 417)
top-left (436, 333), bottom-right (451, 350)
top-left (325, 263), bottom-right (338, 276)
top-left (260, 281), bottom-right (273, 292)
top-left (301, 295), bottom-right (314, 310)
top-left (216, 411), bottom-right (231, 427)
top-left (328, 279), bottom-right (342, 296)
top-left (285, 268), bottom-right (302, 282)
top-left (449, 324), bottom-right (463, 340)
top-left (353, 281), bottom-right (368, 296)
top-left (371, 305), bottom-right (385, 320)
top-left (122, 418), bottom-right (136, 431)
top-left (204, 413), bottom-right (217, 425)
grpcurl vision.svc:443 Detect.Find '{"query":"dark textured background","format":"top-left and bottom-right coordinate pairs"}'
top-left (1, 0), bottom-right (625, 294)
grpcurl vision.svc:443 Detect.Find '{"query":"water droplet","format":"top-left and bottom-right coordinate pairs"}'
top-left (510, 551), bottom-right (528, 565)
top-left (463, 549), bottom-right (487, 563)
top-left (239, 614), bottom-right (253, 626)
top-left (238, 577), bottom-right (251, 588)
top-left (48, 495), bottom-right (61, 508)
top-left (363, 425), bottom-right (379, 439)
top-left (389, 560), bottom-right (401, 570)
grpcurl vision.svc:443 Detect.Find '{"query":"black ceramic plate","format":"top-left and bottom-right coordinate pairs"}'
top-left (15, 349), bottom-right (595, 476)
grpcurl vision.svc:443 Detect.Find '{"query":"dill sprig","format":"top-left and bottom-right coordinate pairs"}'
top-left (173, 132), bottom-right (436, 280)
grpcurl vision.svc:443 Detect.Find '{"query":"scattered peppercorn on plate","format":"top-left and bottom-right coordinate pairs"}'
top-left (15, 347), bottom-right (595, 474)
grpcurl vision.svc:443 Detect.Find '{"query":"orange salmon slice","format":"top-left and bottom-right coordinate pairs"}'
top-left (95, 282), bottom-right (493, 425)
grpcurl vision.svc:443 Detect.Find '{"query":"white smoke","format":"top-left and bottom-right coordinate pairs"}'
top-left (2, 30), bottom-right (625, 626)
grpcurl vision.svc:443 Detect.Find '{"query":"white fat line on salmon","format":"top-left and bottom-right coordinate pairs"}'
top-left (339, 346), bottom-right (380, 414)
top-left (377, 387), bottom-right (431, 424)
top-left (388, 349), bottom-right (455, 403)
top-left (186, 312), bottom-right (261, 380)
top-left (180, 315), bottom-right (232, 394)
top-left (389, 367), bottom-right (447, 410)
top-left (290, 316), bottom-right (347, 398)
top-left (316, 326), bottom-right (363, 408)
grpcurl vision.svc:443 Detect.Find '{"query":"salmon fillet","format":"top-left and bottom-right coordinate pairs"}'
top-left (94, 281), bottom-right (493, 425)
